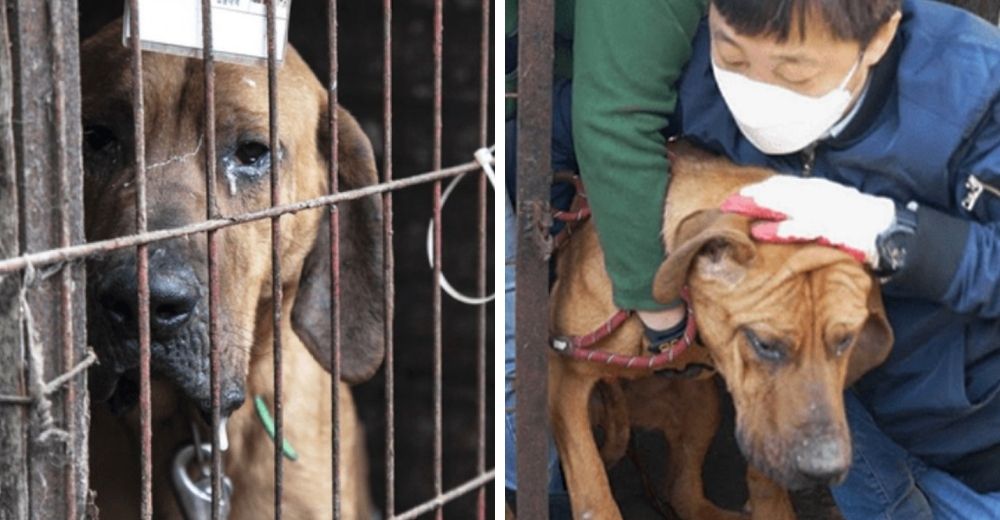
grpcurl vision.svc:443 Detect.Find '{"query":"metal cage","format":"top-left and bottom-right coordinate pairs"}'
top-left (0, 0), bottom-right (494, 518)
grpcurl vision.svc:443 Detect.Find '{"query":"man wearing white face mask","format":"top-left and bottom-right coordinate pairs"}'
top-left (670, 0), bottom-right (1000, 517)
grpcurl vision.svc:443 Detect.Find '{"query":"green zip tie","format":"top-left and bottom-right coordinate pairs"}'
top-left (254, 395), bottom-right (299, 461)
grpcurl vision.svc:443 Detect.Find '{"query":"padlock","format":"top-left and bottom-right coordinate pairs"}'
top-left (172, 443), bottom-right (234, 520)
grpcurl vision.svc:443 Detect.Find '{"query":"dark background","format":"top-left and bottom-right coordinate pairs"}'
top-left (77, 0), bottom-right (495, 517)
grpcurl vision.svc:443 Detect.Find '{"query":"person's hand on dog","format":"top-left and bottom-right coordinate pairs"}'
top-left (720, 175), bottom-right (896, 267)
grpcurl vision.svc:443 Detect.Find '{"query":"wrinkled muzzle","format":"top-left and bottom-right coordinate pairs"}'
top-left (87, 247), bottom-right (245, 418)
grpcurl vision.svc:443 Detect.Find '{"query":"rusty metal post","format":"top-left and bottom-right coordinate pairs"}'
top-left (514, 0), bottom-right (554, 518)
top-left (6, 0), bottom-right (88, 518)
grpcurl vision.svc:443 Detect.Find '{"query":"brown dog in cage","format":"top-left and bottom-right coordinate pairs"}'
top-left (548, 142), bottom-right (892, 519)
top-left (80, 21), bottom-right (383, 519)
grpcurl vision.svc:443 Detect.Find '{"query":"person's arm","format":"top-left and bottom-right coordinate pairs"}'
top-left (886, 100), bottom-right (1000, 318)
top-left (572, 0), bottom-right (704, 311)
top-left (722, 100), bottom-right (1000, 319)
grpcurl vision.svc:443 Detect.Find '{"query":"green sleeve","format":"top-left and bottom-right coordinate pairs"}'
top-left (572, 0), bottom-right (704, 310)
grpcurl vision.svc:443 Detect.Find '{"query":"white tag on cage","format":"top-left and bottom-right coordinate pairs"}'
top-left (123, 0), bottom-right (292, 65)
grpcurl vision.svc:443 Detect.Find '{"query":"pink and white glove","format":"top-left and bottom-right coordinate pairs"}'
top-left (720, 176), bottom-right (896, 266)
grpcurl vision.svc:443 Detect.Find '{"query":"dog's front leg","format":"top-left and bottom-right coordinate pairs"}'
top-left (549, 357), bottom-right (622, 520)
top-left (746, 465), bottom-right (795, 520)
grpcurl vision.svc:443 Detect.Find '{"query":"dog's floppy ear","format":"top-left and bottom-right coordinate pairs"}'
top-left (845, 285), bottom-right (893, 386)
top-left (652, 210), bottom-right (756, 304)
top-left (292, 104), bottom-right (385, 384)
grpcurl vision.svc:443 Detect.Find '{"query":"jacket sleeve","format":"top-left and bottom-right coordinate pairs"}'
top-left (571, 0), bottom-right (704, 311)
top-left (884, 97), bottom-right (1000, 318)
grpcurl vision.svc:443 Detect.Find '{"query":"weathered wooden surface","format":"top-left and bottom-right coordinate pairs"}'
top-left (0, 1), bottom-right (29, 518)
top-left (4, 0), bottom-right (88, 518)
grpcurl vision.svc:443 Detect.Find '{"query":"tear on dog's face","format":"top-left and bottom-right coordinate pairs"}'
top-left (654, 210), bottom-right (892, 490)
top-left (81, 22), bottom-right (384, 422)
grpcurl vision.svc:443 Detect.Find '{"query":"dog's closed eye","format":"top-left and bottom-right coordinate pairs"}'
top-left (742, 327), bottom-right (788, 363)
top-left (833, 334), bottom-right (854, 356)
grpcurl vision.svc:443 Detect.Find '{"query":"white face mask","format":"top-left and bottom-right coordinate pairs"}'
top-left (712, 55), bottom-right (862, 155)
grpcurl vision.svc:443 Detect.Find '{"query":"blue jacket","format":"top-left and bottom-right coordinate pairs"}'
top-left (673, 0), bottom-right (1000, 492)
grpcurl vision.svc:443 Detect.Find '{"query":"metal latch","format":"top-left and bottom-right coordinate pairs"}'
top-left (962, 174), bottom-right (1000, 212)
top-left (172, 443), bottom-right (234, 520)
top-left (963, 175), bottom-right (984, 211)
top-left (173, 418), bottom-right (233, 520)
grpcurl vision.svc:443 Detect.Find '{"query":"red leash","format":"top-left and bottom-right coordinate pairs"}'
top-left (551, 173), bottom-right (591, 250)
top-left (549, 173), bottom-right (700, 370)
top-left (551, 291), bottom-right (698, 370)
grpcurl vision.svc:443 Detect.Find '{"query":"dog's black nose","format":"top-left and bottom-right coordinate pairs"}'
top-left (147, 271), bottom-right (199, 333)
top-left (97, 260), bottom-right (200, 338)
top-left (794, 434), bottom-right (851, 485)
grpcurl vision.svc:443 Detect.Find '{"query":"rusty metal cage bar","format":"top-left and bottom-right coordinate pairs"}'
top-left (124, 0), bottom-right (155, 517)
top-left (476, 0), bottom-right (491, 517)
top-left (0, 0), bottom-right (494, 517)
top-left (49, 0), bottom-right (82, 515)
top-left (265, 1), bottom-right (286, 516)
top-left (327, 1), bottom-right (343, 519)
top-left (198, 0), bottom-right (225, 518)
top-left (393, 472), bottom-right (496, 520)
top-left (0, 164), bottom-right (480, 275)
top-left (431, 0), bottom-right (444, 517)
top-left (50, 2), bottom-right (72, 515)
top-left (514, 0), bottom-right (554, 518)
top-left (382, 0), bottom-right (397, 517)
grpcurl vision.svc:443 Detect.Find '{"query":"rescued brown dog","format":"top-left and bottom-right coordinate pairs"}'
top-left (81, 22), bottom-right (383, 519)
top-left (550, 142), bottom-right (893, 519)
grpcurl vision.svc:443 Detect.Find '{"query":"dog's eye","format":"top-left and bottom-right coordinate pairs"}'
top-left (744, 329), bottom-right (786, 362)
top-left (83, 124), bottom-right (122, 175)
top-left (84, 125), bottom-right (117, 152)
top-left (834, 334), bottom-right (854, 356)
top-left (235, 141), bottom-right (269, 167)
top-left (223, 141), bottom-right (276, 191)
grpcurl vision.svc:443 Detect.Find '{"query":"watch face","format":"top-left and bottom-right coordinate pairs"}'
top-left (882, 235), bottom-right (907, 272)
top-left (875, 205), bottom-right (918, 277)
top-left (876, 223), bottom-right (916, 277)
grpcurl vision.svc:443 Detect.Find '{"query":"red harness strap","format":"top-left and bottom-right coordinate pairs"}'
top-left (551, 174), bottom-right (591, 250)
top-left (551, 292), bottom-right (699, 370)
top-left (548, 173), bottom-right (699, 370)
top-left (551, 173), bottom-right (590, 221)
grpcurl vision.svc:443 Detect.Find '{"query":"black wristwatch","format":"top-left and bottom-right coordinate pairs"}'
top-left (643, 312), bottom-right (688, 354)
top-left (874, 201), bottom-right (919, 279)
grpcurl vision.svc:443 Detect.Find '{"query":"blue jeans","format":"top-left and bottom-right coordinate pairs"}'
top-left (504, 196), bottom-right (567, 495)
top-left (832, 391), bottom-right (1000, 519)
top-left (504, 80), bottom-right (576, 519)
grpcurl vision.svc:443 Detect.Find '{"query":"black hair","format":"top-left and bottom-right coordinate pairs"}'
top-left (711, 0), bottom-right (901, 45)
